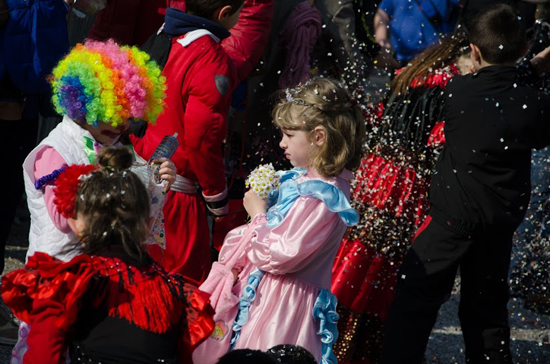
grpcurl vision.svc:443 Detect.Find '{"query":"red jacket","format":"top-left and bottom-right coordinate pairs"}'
top-left (132, 0), bottom-right (273, 206)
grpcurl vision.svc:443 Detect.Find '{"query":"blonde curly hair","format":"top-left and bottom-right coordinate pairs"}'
top-left (273, 78), bottom-right (366, 178)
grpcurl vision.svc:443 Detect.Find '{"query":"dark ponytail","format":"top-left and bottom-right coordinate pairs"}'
top-left (97, 146), bottom-right (134, 170)
top-left (75, 147), bottom-right (150, 263)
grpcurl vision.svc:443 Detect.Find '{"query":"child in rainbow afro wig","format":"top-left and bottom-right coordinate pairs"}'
top-left (24, 38), bottom-right (169, 262)
top-left (10, 39), bottom-right (174, 364)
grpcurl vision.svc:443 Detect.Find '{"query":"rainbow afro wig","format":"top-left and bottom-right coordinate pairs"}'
top-left (50, 39), bottom-right (166, 127)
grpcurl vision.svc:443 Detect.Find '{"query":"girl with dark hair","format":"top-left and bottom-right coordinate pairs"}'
top-left (1, 147), bottom-right (215, 364)
top-left (330, 32), bottom-right (473, 364)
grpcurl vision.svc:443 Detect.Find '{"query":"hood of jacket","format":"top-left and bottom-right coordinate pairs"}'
top-left (164, 8), bottom-right (231, 40)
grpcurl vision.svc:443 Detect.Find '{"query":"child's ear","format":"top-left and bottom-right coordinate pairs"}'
top-left (216, 5), bottom-right (233, 21)
top-left (313, 126), bottom-right (327, 147)
top-left (470, 43), bottom-right (482, 68)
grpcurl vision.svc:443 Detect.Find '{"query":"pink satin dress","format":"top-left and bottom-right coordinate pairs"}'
top-left (218, 168), bottom-right (355, 361)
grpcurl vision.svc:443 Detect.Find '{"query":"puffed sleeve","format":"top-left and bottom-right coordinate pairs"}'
top-left (34, 147), bottom-right (71, 233)
top-left (1, 253), bottom-right (94, 364)
top-left (1, 253), bottom-right (94, 327)
top-left (246, 197), bottom-right (343, 275)
top-left (217, 223), bottom-right (253, 272)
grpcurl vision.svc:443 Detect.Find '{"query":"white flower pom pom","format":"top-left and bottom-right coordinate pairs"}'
top-left (246, 164), bottom-right (280, 199)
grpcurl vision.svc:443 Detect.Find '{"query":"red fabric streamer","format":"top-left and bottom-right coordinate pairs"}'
top-left (1, 252), bottom-right (215, 342)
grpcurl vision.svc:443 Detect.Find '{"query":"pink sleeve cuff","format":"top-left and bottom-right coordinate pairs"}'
top-left (34, 147), bottom-right (71, 233)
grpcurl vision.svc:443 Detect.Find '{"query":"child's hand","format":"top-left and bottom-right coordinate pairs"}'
top-left (243, 190), bottom-right (268, 219)
top-left (152, 158), bottom-right (177, 188)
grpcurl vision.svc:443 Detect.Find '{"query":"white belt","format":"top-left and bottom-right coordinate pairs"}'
top-left (171, 175), bottom-right (200, 194)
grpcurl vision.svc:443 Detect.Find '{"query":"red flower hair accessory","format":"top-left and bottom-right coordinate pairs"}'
top-left (53, 164), bottom-right (98, 218)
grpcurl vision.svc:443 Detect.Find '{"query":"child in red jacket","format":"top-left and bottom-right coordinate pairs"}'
top-left (131, 0), bottom-right (273, 283)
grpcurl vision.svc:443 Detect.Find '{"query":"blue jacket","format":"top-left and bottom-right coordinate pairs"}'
top-left (379, 0), bottom-right (459, 62)
top-left (1, 0), bottom-right (69, 96)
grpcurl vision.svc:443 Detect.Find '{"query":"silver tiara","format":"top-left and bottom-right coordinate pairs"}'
top-left (285, 89), bottom-right (314, 107)
top-left (285, 80), bottom-right (347, 110)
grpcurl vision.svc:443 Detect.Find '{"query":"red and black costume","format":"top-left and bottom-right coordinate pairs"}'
top-left (131, 0), bottom-right (273, 283)
top-left (330, 65), bottom-right (457, 364)
top-left (1, 247), bottom-right (215, 364)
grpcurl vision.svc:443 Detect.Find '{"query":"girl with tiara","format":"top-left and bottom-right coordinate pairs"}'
top-left (2, 147), bottom-right (214, 364)
top-left (14, 39), bottom-right (176, 364)
top-left (198, 78), bottom-right (365, 364)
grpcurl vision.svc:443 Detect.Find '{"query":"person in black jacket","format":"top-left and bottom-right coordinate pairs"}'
top-left (381, 5), bottom-right (550, 364)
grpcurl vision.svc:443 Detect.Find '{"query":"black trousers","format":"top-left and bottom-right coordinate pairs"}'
top-left (381, 216), bottom-right (514, 364)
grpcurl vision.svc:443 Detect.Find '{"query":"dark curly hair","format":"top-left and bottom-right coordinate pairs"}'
top-left (266, 345), bottom-right (317, 364)
top-left (75, 146), bottom-right (150, 263)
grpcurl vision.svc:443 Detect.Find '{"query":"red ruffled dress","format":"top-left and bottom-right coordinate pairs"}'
top-left (331, 65), bottom-right (458, 364)
top-left (1, 248), bottom-right (215, 364)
